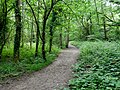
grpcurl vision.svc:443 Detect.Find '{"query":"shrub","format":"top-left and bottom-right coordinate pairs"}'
top-left (67, 41), bottom-right (120, 90)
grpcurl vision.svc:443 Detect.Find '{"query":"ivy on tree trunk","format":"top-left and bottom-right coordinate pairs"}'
top-left (13, 0), bottom-right (22, 62)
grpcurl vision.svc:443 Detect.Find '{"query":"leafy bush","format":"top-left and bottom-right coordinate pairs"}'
top-left (67, 41), bottom-right (120, 90)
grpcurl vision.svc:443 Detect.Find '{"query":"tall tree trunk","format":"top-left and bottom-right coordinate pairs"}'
top-left (42, 12), bottom-right (47, 60)
top-left (13, 0), bottom-right (22, 62)
top-left (49, 10), bottom-right (56, 53)
top-left (101, 1), bottom-right (108, 40)
top-left (0, 0), bottom-right (7, 60)
top-left (35, 25), bottom-right (40, 57)
top-left (35, 0), bottom-right (40, 57)
top-left (41, 0), bottom-right (56, 60)
top-left (26, 0), bottom-right (42, 57)
top-left (30, 17), bottom-right (33, 49)
top-left (21, 1), bottom-right (25, 48)
top-left (94, 0), bottom-right (99, 25)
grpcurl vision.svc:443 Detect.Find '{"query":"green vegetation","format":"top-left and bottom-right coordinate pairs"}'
top-left (0, 0), bottom-right (120, 86)
top-left (65, 41), bottom-right (120, 90)
top-left (0, 44), bottom-right (60, 82)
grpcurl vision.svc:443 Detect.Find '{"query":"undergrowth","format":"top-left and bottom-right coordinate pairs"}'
top-left (65, 41), bottom-right (120, 90)
top-left (0, 44), bottom-right (60, 83)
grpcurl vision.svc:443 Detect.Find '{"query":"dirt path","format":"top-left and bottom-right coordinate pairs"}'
top-left (0, 45), bottom-right (79, 90)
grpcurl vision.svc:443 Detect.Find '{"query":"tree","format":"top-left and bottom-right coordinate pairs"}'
top-left (41, 0), bottom-right (59, 60)
top-left (0, 0), bottom-right (8, 60)
top-left (101, 1), bottom-right (108, 40)
top-left (94, 0), bottom-right (100, 25)
top-left (13, 0), bottom-right (22, 62)
top-left (65, 16), bottom-right (70, 48)
top-left (49, 10), bottom-right (57, 52)
top-left (26, 0), bottom-right (41, 57)
top-left (0, 0), bottom-right (120, 63)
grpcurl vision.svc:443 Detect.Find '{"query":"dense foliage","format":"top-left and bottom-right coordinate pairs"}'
top-left (0, 0), bottom-right (119, 83)
top-left (65, 41), bottom-right (120, 90)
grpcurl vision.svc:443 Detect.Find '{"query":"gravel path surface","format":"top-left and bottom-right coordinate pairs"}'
top-left (0, 45), bottom-right (79, 90)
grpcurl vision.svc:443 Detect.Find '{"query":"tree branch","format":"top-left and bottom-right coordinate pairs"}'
top-left (26, 0), bottom-right (43, 41)
top-left (98, 12), bottom-right (115, 22)
top-left (62, 0), bottom-right (81, 26)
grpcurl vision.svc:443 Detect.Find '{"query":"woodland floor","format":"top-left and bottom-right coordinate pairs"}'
top-left (0, 45), bottom-right (79, 90)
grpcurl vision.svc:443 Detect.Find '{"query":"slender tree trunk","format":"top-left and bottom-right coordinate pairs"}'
top-left (30, 17), bottom-right (33, 49)
top-left (13, 0), bottom-right (22, 62)
top-left (0, 45), bottom-right (5, 60)
top-left (60, 27), bottom-right (62, 49)
top-left (35, 26), bottom-right (40, 57)
top-left (103, 17), bottom-right (107, 40)
top-left (26, 0), bottom-right (41, 57)
top-left (66, 17), bottom-right (70, 48)
top-left (89, 12), bottom-right (92, 34)
top-left (86, 22), bottom-right (90, 37)
top-left (101, 1), bottom-right (108, 40)
top-left (35, 0), bottom-right (40, 57)
top-left (21, 1), bottom-right (25, 48)
top-left (66, 30), bottom-right (69, 48)
top-left (94, 0), bottom-right (99, 25)
top-left (49, 10), bottom-right (56, 53)
top-left (42, 12), bottom-right (47, 60)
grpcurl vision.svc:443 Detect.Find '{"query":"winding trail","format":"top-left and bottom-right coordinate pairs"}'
top-left (0, 45), bottom-right (79, 90)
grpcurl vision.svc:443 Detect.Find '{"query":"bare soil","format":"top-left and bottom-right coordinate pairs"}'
top-left (0, 45), bottom-right (79, 90)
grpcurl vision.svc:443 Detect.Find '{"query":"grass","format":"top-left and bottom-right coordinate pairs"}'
top-left (65, 41), bottom-right (120, 90)
top-left (0, 43), bottom-right (61, 83)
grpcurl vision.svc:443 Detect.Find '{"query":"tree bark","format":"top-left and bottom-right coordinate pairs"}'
top-left (66, 17), bottom-right (70, 48)
top-left (66, 31), bottom-right (69, 48)
top-left (26, 0), bottom-right (42, 57)
top-left (21, 1), bottom-right (25, 48)
top-left (41, 0), bottom-right (56, 60)
top-left (42, 11), bottom-right (47, 60)
top-left (0, 0), bottom-right (7, 60)
top-left (94, 0), bottom-right (99, 25)
top-left (103, 17), bottom-right (108, 40)
top-left (101, 1), bottom-right (108, 40)
top-left (49, 10), bottom-right (57, 53)
top-left (35, 0), bottom-right (40, 57)
top-left (89, 12), bottom-right (92, 34)
top-left (60, 28), bottom-right (62, 49)
top-left (13, 0), bottom-right (22, 62)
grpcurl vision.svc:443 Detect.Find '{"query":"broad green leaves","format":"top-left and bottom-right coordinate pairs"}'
top-left (68, 41), bottom-right (120, 89)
